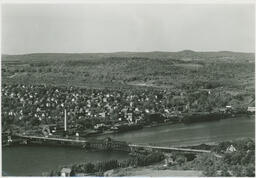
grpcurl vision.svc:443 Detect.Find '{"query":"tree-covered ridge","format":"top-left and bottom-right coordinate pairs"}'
top-left (181, 138), bottom-right (255, 177)
top-left (2, 51), bottom-right (254, 93)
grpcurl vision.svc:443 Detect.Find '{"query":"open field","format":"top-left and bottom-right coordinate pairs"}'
top-left (104, 164), bottom-right (203, 176)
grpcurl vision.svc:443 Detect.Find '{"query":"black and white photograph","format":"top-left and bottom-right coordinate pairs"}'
top-left (1, 1), bottom-right (255, 177)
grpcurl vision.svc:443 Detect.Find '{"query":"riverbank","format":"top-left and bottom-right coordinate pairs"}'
top-left (94, 116), bottom-right (255, 147)
top-left (105, 138), bottom-right (255, 177)
top-left (87, 113), bottom-right (254, 138)
top-left (2, 116), bottom-right (254, 176)
top-left (45, 137), bottom-right (255, 177)
top-left (46, 151), bottom-right (165, 176)
top-left (4, 116), bottom-right (254, 149)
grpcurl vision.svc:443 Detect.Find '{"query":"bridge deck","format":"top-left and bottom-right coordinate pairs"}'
top-left (16, 135), bottom-right (88, 143)
top-left (15, 135), bottom-right (212, 154)
top-left (128, 144), bottom-right (211, 153)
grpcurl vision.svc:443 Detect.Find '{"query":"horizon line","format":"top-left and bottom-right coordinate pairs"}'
top-left (2, 49), bottom-right (255, 56)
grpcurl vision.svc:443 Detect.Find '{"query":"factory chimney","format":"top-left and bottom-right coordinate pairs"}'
top-left (64, 109), bottom-right (67, 131)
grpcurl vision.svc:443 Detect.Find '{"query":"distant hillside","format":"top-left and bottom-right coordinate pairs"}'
top-left (2, 50), bottom-right (254, 62)
top-left (2, 51), bottom-right (255, 94)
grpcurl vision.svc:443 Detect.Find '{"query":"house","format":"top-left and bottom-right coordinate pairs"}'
top-left (60, 168), bottom-right (72, 177)
top-left (99, 112), bottom-right (106, 118)
top-left (247, 107), bottom-right (255, 113)
top-left (164, 157), bottom-right (175, 167)
top-left (225, 106), bottom-right (233, 113)
top-left (226, 105), bottom-right (232, 109)
top-left (226, 144), bottom-right (237, 153)
top-left (104, 169), bottom-right (114, 177)
top-left (219, 108), bottom-right (226, 113)
top-left (127, 113), bottom-right (133, 123)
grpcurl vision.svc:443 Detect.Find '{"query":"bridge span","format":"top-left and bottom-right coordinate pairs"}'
top-left (128, 144), bottom-right (211, 153)
top-left (12, 134), bottom-right (213, 154)
top-left (16, 134), bottom-right (88, 143)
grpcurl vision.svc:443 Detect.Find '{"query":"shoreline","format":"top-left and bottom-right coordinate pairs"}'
top-left (86, 113), bottom-right (253, 139)
top-left (4, 115), bottom-right (254, 150)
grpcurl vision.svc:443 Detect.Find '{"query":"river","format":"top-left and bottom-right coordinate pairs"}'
top-left (2, 146), bottom-right (130, 176)
top-left (2, 116), bottom-right (255, 176)
top-left (96, 116), bottom-right (255, 146)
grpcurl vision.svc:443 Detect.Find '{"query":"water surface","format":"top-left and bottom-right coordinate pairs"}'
top-left (96, 117), bottom-right (255, 146)
top-left (2, 145), bottom-right (129, 176)
top-left (3, 116), bottom-right (255, 176)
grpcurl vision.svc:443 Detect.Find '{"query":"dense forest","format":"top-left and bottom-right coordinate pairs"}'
top-left (2, 51), bottom-right (254, 91)
top-left (179, 138), bottom-right (255, 177)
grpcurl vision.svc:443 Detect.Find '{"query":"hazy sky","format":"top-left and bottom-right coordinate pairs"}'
top-left (2, 4), bottom-right (255, 54)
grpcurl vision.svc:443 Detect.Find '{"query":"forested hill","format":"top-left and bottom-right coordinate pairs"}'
top-left (2, 50), bottom-right (254, 62)
top-left (2, 51), bottom-right (254, 94)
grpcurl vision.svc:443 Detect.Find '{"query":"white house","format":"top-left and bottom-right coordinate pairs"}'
top-left (61, 168), bottom-right (71, 177)
top-left (226, 144), bottom-right (237, 153)
top-left (247, 107), bottom-right (255, 113)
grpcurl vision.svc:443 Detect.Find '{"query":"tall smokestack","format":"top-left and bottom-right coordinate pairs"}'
top-left (64, 109), bottom-right (67, 131)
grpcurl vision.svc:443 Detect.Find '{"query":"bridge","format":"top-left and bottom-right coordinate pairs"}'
top-left (128, 144), bottom-right (211, 154)
top-left (14, 134), bottom-right (88, 143)
top-left (12, 134), bottom-right (214, 155)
